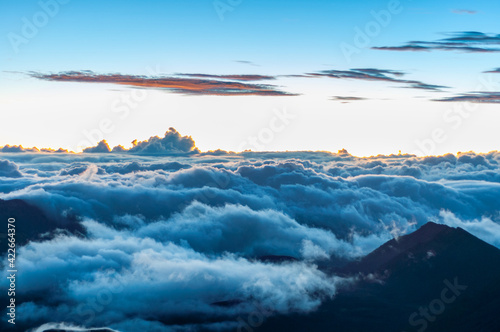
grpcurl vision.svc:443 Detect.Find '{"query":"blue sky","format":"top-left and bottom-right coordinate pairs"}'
top-left (1, 0), bottom-right (500, 155)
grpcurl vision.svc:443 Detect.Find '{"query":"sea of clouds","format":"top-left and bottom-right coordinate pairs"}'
top-left (1, 140), bottom-right (500, 331)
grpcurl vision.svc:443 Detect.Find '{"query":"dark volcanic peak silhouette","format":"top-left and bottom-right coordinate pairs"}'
top-left (341, 222), bottom-right (459, 274)
top-left (259, 222), bottom-right (500, 331)
top-left (0, 198), bottom-right (85, 248)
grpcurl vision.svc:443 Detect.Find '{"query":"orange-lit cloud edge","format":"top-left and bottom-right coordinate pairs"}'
top-left (1, 127), bottom-right (498, 159)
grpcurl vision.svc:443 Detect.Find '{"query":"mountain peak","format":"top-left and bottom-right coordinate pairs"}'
top-left (416, 220), bottom-right (453, 235)
top-left (261, 222), bottom-right (500, 331)
top-left (341, 221), bottom-right (490, 275)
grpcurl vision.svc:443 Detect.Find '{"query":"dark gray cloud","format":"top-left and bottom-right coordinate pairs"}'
top-left (307, 68), bottom-right (448, 91)
top-left (235, 60), bottom-right (260, 66)
top-left (29, 71), bottom-right (297, 96)
top-left (307, 68), bottom-right (405, 81)
top-left (331, 96), bottom-right (367, 103)
top-left (484, 67), bottom-right (500, 74)
top-left (452, 9), bottom-right (477, 15)
top-left (433, 92), bottom-right (500, 103)
top-left (373, 31), bottom-right (500, 53)
top-left (406, 82), bottom-right (450, 91)
top-left (176, 73), bottom-right (275, 81)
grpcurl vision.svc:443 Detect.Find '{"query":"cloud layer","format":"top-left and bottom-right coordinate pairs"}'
top-left (2, 148), bottom-right (500, 331)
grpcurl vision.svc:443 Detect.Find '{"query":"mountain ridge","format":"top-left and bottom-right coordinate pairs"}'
top-left (258, 221), bottom-right (500, 332)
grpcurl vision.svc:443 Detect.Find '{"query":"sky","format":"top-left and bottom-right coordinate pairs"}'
top-left (1, 0), bottom-right (500, 156)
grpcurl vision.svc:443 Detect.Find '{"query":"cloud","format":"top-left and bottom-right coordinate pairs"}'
top-left (29, 71), bottom-right (297, 96)
top-left (0, 128), bottom-right (200, 155)
top-left (439, 210), bottom-right (500, 248)
top-left (0, 159), bottom-right (22, 178)
top-left (83, 140), bottom-right (112, 153)
top-left (452, 9), bottom-right (477, 15)
top-left (433, 92), bottom-right (500, 103)
top-left (0, 145), bottom-right (39, 153)
top-left (176, 73), bottom-right (276, 81)
top-left (129, 201), bottom-right (356, 259)
top-left (307, 68), bottom-right (448, 91)
top-left (67, 128), bottom-right (199, 155)
top-left (28, 323), bottom-right (119, 332)
top-left (0, 145), bottom-right (71, 154)
top-left (406, 82), bottom-right (450, 91)
top-left (40, 147), bottom-right (69, 153)
top-left (331, 96), bottom-right (367, 103)
top-left (484, 67), bottom-right (500, 74)
top-left (234, 60), bottom-right (260, 66)
top-left (372, 31), bottom-right (500, 53)
top-left (7, 228), bottom-right (345, 330)
top-left (307, 68), bottom-right (405, 81)
top-left (127, 127), bottom-right (199, 154)
top-left (102, 160), bottom-right (190, 174)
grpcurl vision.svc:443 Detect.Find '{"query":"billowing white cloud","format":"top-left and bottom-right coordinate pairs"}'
top-left (10, 228), bottom-right (345, 330)
top-left (0, 159), bottom-right (22, 178)
top-left (439, 210), bottom-right (500, 247)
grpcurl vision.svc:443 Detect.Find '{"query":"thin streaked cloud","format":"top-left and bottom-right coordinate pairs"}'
top-left (372, 31), bottom-right (500, 53)
top-left (433, 92), bottom-right (500, 103)
top-left (484, 67), bottom-right (500, 74)
top-left (29, 71), bottom-right (297, 96)
top-left (452, 9), bottom-right (477, 15)
top-left (331, 96), bottom-right (367, 103)
top-left (306, 68), bottom-right (449, 92)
